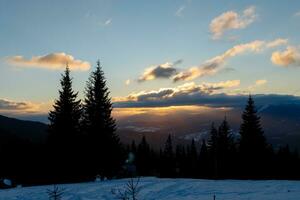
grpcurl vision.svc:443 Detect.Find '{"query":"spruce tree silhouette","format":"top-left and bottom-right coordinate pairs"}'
top-left (198, 139), bottom-right (209, 178)
top-left (136, 136), bottom-right (151, 176)
top-left (187, 139), bottom-right (198, 177)
top-left (208, 123), bottom-right (219, 179)
top-left (239, 95), bottom-right (268, 178)
top-left (82, 61), bottom-right (122, 179)
top-left (217, 117), bottom-right (235, 178)
top-left (161, 134), bottom-right (175, 177)
top-left (175, 144), bottom-right (187, 177)
top-left (48, 66), bottom-right (82, 182)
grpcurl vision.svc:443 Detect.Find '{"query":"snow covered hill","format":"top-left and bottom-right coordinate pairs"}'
top-left (0, 177), bottom-right (300, 200)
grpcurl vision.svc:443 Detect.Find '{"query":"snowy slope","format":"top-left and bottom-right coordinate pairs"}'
top-left (0, 177), bottom-right (300, 200)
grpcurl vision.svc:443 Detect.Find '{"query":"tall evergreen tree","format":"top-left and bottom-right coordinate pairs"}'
top-left (130, 140), bottom-right (137, 155)
top-left (48, 66), bottom-right (82, 145)
top-left (160, 134), bottom-right (175, 177)
top-left (239, 95), bottom-right (268, 178)
top-left (164, 134), bottom-right (173, 159)
top-left (175, 144), bottom-right (187, 177)
top-left (217, 117), bottom-right (234, 178)
top-left (186, 139), bottom-right (198, 177)
top-left (48, 66), bottom-right (82, 182)
top-left (207, 123), bottom-right (219, 179)
top-left (82, 61), bottom-right (122, 179)
top-left (198, 139), bottom-right (209, 178)
top-left (136, 136), bottom-right (151, 175)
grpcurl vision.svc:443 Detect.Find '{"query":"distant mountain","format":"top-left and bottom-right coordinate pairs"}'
top-left (116, 103), bottom-right (300, 151)
top-left (0, 115), bottom-right (48, 143)
top-left (1, 103), bottom-right (300, 150)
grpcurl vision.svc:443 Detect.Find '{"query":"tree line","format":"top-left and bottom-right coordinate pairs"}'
top-left (0, 62), bottom-right (299, 186)
top-left (128, 96), bottom-right (300, 179)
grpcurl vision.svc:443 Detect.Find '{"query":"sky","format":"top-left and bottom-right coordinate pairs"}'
top-left (1, 0), bottom-right (300, 121)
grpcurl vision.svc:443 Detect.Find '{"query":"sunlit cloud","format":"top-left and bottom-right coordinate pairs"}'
top-left (114, 90), bottom-right (300, 109)
top-left (0, 98), bottom-right (50, 115)
top-left (7, 52), bottom-right (91, 71)
top-left (255, 79), bottom-right (267, 86)
top-left (125, 79), bottom-right (131, 86)
top-left (210, 6), bottom-right (257, 40)
top-left (138, 59), bottom-right (182, 82)
top-left (271, 46), bottom-right (300, 67)
top-left (241, 79), bottom-right (268, 93)
top-left (113, 78), bottom-right (300, 109)
top-left (173, 39), bottom-right (288, 82)
top-left (266, 38), bottom-right (289, 48)
top-left (114, 80), bottom-right (240, 105)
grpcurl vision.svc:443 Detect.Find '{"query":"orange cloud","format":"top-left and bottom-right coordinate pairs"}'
top-left (255, 79), bottom-right (267, 86)
top-left (271, 46), bottom-right (300, 67)
top-left (173, 39), bottom-right (288, 82)
top-left (0, 98), bottom-right (50, 114)
top-left (210, 6), bottom-right (257, 40)
top-left (7, 52), bottom-right (90, 71)
top-left (114, 80), bottom-right (240, 103)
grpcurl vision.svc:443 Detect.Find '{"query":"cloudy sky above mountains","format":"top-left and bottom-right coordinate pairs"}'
top-left (1, 0), bottom-right (300, 120)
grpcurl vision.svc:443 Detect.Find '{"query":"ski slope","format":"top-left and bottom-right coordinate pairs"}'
top-left (0, 177), bottom-right (300, 200)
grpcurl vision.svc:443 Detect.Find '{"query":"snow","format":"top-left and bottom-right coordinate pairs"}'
top-left (0, 177), bottom-right (300, 200)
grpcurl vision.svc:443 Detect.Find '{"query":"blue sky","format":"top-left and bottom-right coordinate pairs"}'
top-left (1, 0), bottom-right (300, 118)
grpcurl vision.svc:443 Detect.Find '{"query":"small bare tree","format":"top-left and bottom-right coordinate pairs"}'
top-left (111, 178), bottom-right (141, 200)
top-left (47, 185), bottom-right (65, 200)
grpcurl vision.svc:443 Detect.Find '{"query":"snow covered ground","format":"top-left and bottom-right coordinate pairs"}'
top-left (0, 177), bottom-right (300, 200)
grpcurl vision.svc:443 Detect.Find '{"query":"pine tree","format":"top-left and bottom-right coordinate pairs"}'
top-left (164, 134), bottom-right (173, 160)
top-left (217, 117), bottom-right (234, 178)
top-left (131, 140), bottom-right (137, 155)
top-left (198, 139), bottom-right (209, 178)
top-left (48, 66), bottom-right (82, 182)
top-left (82, 61), bottom-right (122, 179)
top-left (218, 117), bottom-right (232, 151)
top-left (48, 66), bottom-right (82, 146)
top-left (160, 134), bottom-right (175, 177)
top-left (207, 123), bottom-right (219, 179)
top-left (208, 123), bottom-right (218, 154)
top-left (186, 139), bottom-right (198, 177)
top-left (175, 144), bottom-right (186, 177)
top-left (136, 136), bottom-right (151, 175)
top-left (239, 95), bottom-right (268, 178)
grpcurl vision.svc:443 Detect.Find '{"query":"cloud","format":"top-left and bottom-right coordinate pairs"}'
top-left (175, 5), bottom-right (186, 17)
top-left (266, 38), bottom-right (289, 48)
top-left (210, 6), bottom-right (257, 40)
top-left (255, 79), bottom-right (267, 86)
top-left (271, 46), bottom-right (300, 67)
top-left (114, 84), bottom-right (300, 109)
top-left (7, 52), bottom-right (91, 71)
top-left (104, 18), bottom-right (112, 25)
top-left (125, 79), bottom-right (131, 86)
top-left (202, 80), bottom-right (240, 90)
top-left (0, 98), bottom-right (41, 114)
top-left (294, 11), bottom-right (300, 17)
top-left (114, 80), bottom-right (240, 105)
top-left (138, 60), bottom-right (182, 82)
top-left (243, 79), bottom-right (267, 92)
top-left (173, 39), bottom-right (288, 82)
